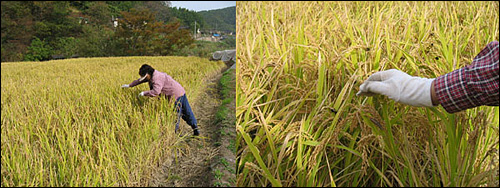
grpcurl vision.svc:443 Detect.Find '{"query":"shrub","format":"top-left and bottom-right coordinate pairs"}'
top-left (24, 37), bottom-right (52, 61)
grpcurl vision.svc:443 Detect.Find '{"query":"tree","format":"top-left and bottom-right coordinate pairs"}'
top-left (198, 6), bottom-right (236, 33)
top-left (106, 1), bottom-right (143, 16)
top-left (152, 21), bottom-right (194, 55)
top-left (84, 1), bottom-right (112, 27)
top-left (114, 8), bottom-right (194, 56)
top-left (1, 1), bottom-right (185, 62)
top-left (24, 37), bottom-right (52, 61)
top-left (138, 1), bottom-right (172, 23)
top-left (168, 7), bottom-right (205, 30)
top-left (78, 25), bottom-right (116, 57)
top-left (115, 8), bottom-right (157, 55)
top-left (30, 1), bottom-right (82, 39)
top-left (1, 1), bottom-right (34, 62)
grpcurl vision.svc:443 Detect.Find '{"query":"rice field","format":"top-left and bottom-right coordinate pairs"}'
top-left (1, 56), bottom-right (226, 186)
top-left (236, 1), bottom-right (499, 187)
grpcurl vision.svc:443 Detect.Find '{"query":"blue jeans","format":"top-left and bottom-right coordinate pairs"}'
top-left (174, 94), bottom-right (198, 132)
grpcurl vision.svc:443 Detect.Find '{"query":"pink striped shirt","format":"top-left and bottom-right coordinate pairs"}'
top-left (129, 70), bottom-right (186, 100)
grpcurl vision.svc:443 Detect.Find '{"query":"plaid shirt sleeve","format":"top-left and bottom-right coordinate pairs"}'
top-left (434, 41), bottom-right (499, 113)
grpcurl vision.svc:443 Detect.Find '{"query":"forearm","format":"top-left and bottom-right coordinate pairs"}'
top-left (431, 80), bottom-right (439, 106)
top-left (143, 82), bottom-right (161, 97)
top-left (129, 79), bottom-right (146, 87)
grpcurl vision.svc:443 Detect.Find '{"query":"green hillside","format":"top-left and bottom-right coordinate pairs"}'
top-left (198, 6), bottom-right (236, 33)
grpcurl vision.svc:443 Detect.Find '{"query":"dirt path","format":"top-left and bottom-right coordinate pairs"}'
top-left (151, 66), bottom-right (236, 187)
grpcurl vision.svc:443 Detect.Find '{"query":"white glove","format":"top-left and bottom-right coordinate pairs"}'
top-left (356, 69), bottom-right (435, 107)
top-left (121, 84), bottom-right (129, 88)
top-left (139, 92), bottom-right (144, 97)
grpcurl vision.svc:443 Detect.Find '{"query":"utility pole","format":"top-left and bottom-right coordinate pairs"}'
top-left (194, 21), bottom-right (197, 39)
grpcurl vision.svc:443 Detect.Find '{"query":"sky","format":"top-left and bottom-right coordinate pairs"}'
top-left (170, 1), bottom-right (236, 12)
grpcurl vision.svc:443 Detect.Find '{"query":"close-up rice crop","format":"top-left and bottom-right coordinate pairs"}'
top-left (236, 1), bottom-right (499, 187)
top-left (1, 56), bottom-right (226, 186)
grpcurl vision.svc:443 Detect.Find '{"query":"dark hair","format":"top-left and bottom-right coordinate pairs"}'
top-left (139, 64), bottom-right (155, 77)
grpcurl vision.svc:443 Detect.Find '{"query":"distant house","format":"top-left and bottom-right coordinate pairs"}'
top-left (195, 29), bottom-right (234, 42)
top-left (111, 16), bottom-right (121, 28)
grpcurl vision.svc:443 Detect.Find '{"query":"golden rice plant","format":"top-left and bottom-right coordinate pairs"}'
top-left (1, 56), bottom-right (226, 186)
top-left (236, 1), bottom-right (498, 187)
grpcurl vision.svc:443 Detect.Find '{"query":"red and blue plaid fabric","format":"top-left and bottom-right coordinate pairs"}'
top-left (434, 41), bottom-right (499, 113)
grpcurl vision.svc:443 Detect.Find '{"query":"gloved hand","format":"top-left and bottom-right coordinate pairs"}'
top-left (139, 92), bottom-right (145, 97)
top-left (121, 84), bottom-right (129, 88)
top-left (356, 69), bottom-right (436, 107)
